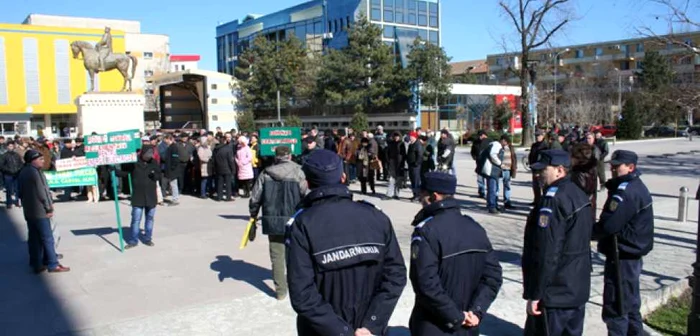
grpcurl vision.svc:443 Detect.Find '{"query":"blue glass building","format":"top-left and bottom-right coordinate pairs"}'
top-left (215, 0), bottom-right (441, 75)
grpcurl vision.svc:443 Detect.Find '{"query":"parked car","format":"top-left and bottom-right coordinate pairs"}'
top-left (644, 126), bottom-right (687, 137)
top-left (686, 126), bottom-right (700, 136)
top-left (590, 125), bottom-right (617, 137)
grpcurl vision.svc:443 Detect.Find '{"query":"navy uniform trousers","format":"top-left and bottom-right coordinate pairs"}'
top-left (603, 258), bottom-right (643, 336)
top-left (524, 305), bottom-right (585, 336)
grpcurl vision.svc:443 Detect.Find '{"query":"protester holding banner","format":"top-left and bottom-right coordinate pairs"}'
top-left (18, 150), bottom-right (70, 273)
top-left (114, 145), bottom-right (161, 249)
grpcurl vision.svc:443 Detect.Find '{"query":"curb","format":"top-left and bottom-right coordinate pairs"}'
top-left (641, 277), bottom-right (690, 336)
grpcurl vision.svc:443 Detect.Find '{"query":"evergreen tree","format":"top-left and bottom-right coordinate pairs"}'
top-left (493, 102), bottom-right (513, 132)
top-left (316, 14), bottom-right (394, 113)
top-left (617, 98), bottom-right (643, 140)
top-left (237, 110), bottom-right (257, 134)
top-left (638, 51), bottom-right (672, 92)
top-left (285, 115), bottom-right (303, 127)
top-left (405, 38), bottom-right (452, 105)
top-left (350, 112), bottom-right (370, 133)
top-left (235, 36), bottom-right (309, 111)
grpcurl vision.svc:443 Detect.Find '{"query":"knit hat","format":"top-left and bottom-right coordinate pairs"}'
top-left (422, 172), bottom-right (457, 195)
top-left (302, 149), bottom-right (344, 187)
top-left (24, 149), bottom-right (42, 163)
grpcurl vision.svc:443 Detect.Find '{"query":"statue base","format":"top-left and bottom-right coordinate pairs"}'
top-left (76, 92), bottom-right (145, 135)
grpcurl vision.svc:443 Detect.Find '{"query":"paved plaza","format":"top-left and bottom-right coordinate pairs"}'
top-left (0, 138), bottom-right (698, 336)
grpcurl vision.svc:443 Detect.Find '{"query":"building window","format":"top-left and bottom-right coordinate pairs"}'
top-left (408, 0), bottom-right (416, 10)
top-left (395, 0), bottom-right (405, 23)
top-left (211, 98), bottom-right (218, 104)
top-left (636, 43), bottom-right (644, 52)
top-left (145, 89), bottom-right (154, 95)
top-left (429, 2), bottom-right (438, 27)
top-left (181, 65), bottom-right (185, 70)
top-left (144, 70), bottom-right (154, 77)
top-left (340, 18), bottom-right (345, 30)
top-left (328, 20), bottom-right (332, 32)
top-left (418, 14), bottom-right (427, 26)
top-left (143, 52), bottom-right (153, 59)
top-left (575, 49), bottom-right (584, 58)
top-left (595, 47), bottom-right (603, 56)
top-left (211, 83), bottom-right (218, 90)
top-left (429, 30), bottom-right (438, 45)
top-left (636, 61), bottom-right (644, 70)
top-left (408, 13), bottom-right (416, 24)
top-left (347, 16), bottom-right (351, 28)
top-left (418, 29), bottom-right (428, 41)
top-left (418, 1), bottom-right (427, 12)
top-left (620, 61), bottom-right (630, 70)
top-left (371, 8), bottom-right (381, 21)
top-left (384, 25), bottom-right (394, 38)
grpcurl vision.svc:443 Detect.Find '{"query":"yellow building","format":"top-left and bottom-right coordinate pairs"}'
top-left (0, 23), bottom-right (126, 136)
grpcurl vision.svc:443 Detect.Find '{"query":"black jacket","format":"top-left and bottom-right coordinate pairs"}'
top-left (386, 139), bottom-right (406, 178)
top-left (522, 176), bottom-right (593, 308)
top-left (286, 185), bottom-right (407, 336)
top-left (213, 143), bottom-right (235, 175)
top-left (409, 199), bottom-right (502, 335)
top-left (116, 155), bottom-right (161, 208)
top-left (595, 171), bottom-right (654, 259)
top-left (528, 140), bottom-right (549, 166)
top-left (407, 141), bottom-right (423, 168)
top-left (0, 150), bottom-right (23, 176)
top-left (17, 165), bottom-right (53, 220)
top-left (470, 138), bottom-right (489, 161)
top-left (164, 143), bottom-right (183, 179)
top-left (437, 136), bottom-right (456, 166)
top-left (249, 159), bottom-right (307, 235)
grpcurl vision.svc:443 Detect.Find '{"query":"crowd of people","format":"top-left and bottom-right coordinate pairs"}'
top-left (7, 122), bottom-right (652, 336)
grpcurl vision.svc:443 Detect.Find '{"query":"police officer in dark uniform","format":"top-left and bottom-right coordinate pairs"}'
top-left (285, 149), bottom-right (407, 336)
top-left (522, 149), bottom-right (594, 336)
top-left (409, 172), bottom-right (502, 335)
top-left (528, 130), bottom-right (549, 205)
top-left (594, 150), bottom-right (654, 336)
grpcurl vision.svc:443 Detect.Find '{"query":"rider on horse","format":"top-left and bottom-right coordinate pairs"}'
top-left (95, 27), bottom-right (112, 72)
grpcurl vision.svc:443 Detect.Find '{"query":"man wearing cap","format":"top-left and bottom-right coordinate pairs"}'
top-left (406, 131), bottom-right (424, 202)
top-left (249, 145), bottom-right (307, 300)
top-left (286, 149), bottom-right (406, 336)
top-left (300, 136), bottom-right (318, 166)
top-left (522, 149), bottom-right (593, 335)
top-left (437, 129), bottom-right (456, 175)
top-left (409, 172), bottom-right (502, 335)
top-left (527, 130), bottom-right (549, 205)
top-left (18, 150), bottom-right (70, 273)
top-left (594, 150), bottom-right (654, 336)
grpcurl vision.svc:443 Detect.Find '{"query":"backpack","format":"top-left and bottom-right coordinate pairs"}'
top-left (177, 143), bottom-right (190, 163)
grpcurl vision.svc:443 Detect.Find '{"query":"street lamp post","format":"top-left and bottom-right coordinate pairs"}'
top-left (553, 48), bottom-right (570, 126)
top-left (275, 67), bottom-right (283, 126)
top-left (614, 68), bottom-right (622, 121)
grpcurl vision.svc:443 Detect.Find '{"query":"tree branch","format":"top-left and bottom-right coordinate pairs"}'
top-left (500, 1), bottom-right (523, 34)
top-left (531, 19), bottom-right (569, 49)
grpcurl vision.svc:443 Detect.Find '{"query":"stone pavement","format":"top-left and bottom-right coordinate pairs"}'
top-left (0, 138), bottom-right (697, 336)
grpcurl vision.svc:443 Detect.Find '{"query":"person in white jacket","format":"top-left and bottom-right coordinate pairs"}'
top-left (479, 135), bottom-right (509, 214)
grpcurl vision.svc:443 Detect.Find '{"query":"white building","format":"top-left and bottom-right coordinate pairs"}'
top-left (170, 55), bottom-right (200, 72)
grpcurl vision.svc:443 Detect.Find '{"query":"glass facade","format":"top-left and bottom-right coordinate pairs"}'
top-left (215, 0), bottom-right (440, 75)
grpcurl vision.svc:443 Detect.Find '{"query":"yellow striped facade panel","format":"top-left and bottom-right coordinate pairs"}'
top-left (0, 23), bottom-right (127, 114)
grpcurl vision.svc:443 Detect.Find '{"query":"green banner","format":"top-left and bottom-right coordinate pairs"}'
top-left (84, 129), bottom-right (142, 166)
top-left (45, 167), bottom-right (98, 188)
top-left (259, 127), bottom-right (302, 156)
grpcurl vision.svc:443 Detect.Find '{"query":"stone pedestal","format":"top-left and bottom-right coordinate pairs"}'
top-left (76, 93), bottom-right (145, 135)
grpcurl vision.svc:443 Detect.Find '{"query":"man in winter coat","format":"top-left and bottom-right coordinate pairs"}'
top-left (478, 135), bottom-right (509, 214)
top-left (163, 134), bottom-right (182, 205)
top-left (115, 146), bottom-right (162, 248)
top-left (406, 131), bottom-right (424, 202)
top-left (385, 132), bottom-right (407, 200)
top-left (470, 131), bottom-right (490, 198)
top-left (437, 129), bottom-right (456, 174)
top-left (249, 146), bottom-right (307, 300)
top-left (1, 141), bottom-right (24, 208)
top-left (528, 130), bottom-right (549, 205)
top-left (213, 136), bottom-right (236, 202)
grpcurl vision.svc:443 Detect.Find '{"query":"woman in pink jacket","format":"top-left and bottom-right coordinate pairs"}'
top-left (236, 136), bottom-right (254, 198)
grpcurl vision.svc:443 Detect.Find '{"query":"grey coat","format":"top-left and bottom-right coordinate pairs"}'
top-left (249, 159), bottom-right (307, 236)
top-left (18, 165), bottom-right (53, 220)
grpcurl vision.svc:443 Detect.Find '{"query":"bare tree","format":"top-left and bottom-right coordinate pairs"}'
top-left (499, 0), bottom-right (576, 145)
top-left (559, 77), bottom-right (612, 126)
top-left (637, 0), bottom-right (700, 55)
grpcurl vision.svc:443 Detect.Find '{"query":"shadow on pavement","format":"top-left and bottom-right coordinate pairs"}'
top-left (71, 226), bottom-right (123, 252)
top-left (496, 250), bottom-right (522, 266)
top-left (219, 214), bottom-right (251, 221)
top-left (0, 207), bottom-right (78, 335)
top-left (480, 313), bottom-right (524, 335)
top-left (210, 255), bottom-right (276, 298)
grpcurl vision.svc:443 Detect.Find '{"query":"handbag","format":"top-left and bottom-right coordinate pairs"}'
top-left (370, 158), bottom-right (381, 170)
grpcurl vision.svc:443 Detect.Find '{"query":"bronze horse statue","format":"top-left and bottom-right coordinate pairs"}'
top-left (70, 41), bottom-right (138, 92)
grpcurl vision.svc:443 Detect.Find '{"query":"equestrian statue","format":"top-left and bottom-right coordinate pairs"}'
top-left (70, 27), bottom-right (138, 92)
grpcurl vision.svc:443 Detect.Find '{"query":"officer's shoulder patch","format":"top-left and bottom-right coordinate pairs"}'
top-left (545, 187), bottom-right (559, 197)
top-left (415, 216), bottom-right (434, 229)
top-left (411, 243), bottom-right (420, 260)
top-left (286, 208), bottom-right (305, 226)
top-left (618, 182), bottom-right (629, 191)
top-left (538, 207), bottom-right (553, 228)
top-left (357, 199), bottom-right (382, 211)
top-left (609, 194), bottom-right (624, 212)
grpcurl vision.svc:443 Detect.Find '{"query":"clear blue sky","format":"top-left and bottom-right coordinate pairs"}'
top-left (0, 0), bottom-right (693, 70)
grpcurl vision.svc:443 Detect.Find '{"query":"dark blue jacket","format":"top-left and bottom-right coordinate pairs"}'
top-left (522, 176), bottom-right (593, 308)
top-left (285, 185), bottom-right (407, 336)
top-left (409, 198), bottom-right (502, 335)
top-left (595, 170), bottom-right (654, 259)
